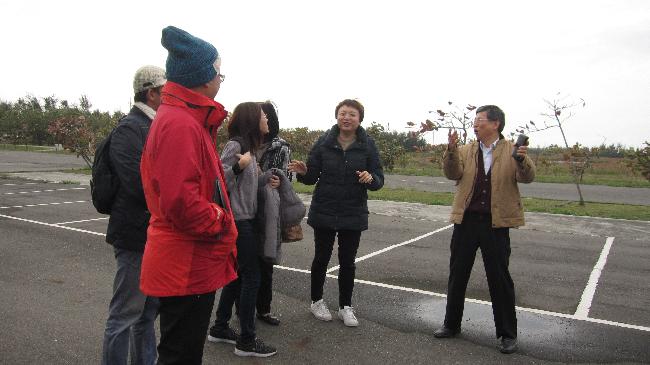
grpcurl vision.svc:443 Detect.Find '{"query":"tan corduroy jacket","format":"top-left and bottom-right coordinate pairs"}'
top-left (442, 137), bottom-right (536, 228)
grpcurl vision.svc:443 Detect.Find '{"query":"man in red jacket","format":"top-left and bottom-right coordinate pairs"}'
top-left (139, 25), bottom-right (237, 365)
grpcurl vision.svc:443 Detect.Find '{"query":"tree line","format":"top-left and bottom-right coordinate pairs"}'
top-left (0, 94), bottom-right (427, 171)
top-left (0, 94), bottom-right (648, 184)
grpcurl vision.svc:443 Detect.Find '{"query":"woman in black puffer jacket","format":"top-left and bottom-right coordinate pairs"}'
top-left (289, 99), bottom-right (384, 327)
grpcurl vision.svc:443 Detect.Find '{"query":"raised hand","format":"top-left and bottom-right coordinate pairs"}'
top-left (236, 151), bottom-right (252, 170)
top-left (356, 170), bottom-right (373, 184)
top-left (515, 145), bottom-right (528, 160)
top-left (288, 160), bottom-right (307, 176)
top-left (448, 129), bottom-right (459, 150)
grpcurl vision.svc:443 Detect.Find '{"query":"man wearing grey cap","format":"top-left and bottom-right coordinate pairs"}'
top-left (101, 65), bottom-right (166, 365)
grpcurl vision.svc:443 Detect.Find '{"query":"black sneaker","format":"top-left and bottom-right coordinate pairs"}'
top-left (257, 312), bottom-right (281, 326)
top-left (207, 326), bottom-right (239, 344)
top-left (234, 338), bottom-right (277, 357)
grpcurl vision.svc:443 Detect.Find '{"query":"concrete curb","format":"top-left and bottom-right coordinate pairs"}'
top-left (6, 172), bottom-right (91, 186)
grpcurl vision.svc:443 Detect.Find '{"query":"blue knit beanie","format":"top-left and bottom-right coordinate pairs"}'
top-left (161, 26), bottom-right (219, 88)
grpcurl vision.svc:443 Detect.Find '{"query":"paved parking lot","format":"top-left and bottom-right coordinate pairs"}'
top-left (1, 176), bottom-right (649, 364)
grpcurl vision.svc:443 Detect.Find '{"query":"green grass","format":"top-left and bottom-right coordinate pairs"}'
top-left (521, 197), bottom-right (650, 221)
top-left (292, 182), bottom-right (650, 221)
top-left (390, 166), bottom-right (444, 177)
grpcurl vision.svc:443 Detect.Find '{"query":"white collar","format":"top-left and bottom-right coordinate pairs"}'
top-left (479, 139), bottom-right (498, 151)
top-left (134, 101), bottom-right (156, 120)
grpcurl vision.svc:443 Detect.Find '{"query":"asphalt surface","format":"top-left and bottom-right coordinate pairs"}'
top-left (2, 150), bottom-right (650, 205)
top-left (1, 177), bottom-right (649, 364)
top-left (0, 150), bottom-right (88, 172)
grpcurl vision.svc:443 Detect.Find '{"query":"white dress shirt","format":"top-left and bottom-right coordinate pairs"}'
top-left (479, 139), bottom-right (498, 174)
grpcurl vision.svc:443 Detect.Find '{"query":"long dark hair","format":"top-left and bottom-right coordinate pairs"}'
top-left (261, 101), bottom-right (279, 143)
top-left (228, 102), bottom-right (264, 152)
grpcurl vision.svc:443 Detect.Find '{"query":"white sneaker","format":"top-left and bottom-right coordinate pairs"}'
top-left (338, 306), bottom-right (359, 327)
top-left (310, 299), bottom-right (332, 321)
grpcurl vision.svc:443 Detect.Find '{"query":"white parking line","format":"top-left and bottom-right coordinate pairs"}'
top-left (55, 217), bottom-right (109, 225)
top-left (628, 227), bottom-right (650, 234)
top-left (3, 187), bottom-right (86, 195)
top-left (2, 182), bottom-right (39, 186)
top-left (282, 263), bottom-right (649, 332)
top-left (0, 200), bottom-right (87, 209)
top-left (575, 236), bottom-right (615, 319)
top-left (0, 213), bottom-right (105, 236)
top-left (326, 224), bottom-right (453, 273)
top-left (2, 214), bottom-right (648, 333)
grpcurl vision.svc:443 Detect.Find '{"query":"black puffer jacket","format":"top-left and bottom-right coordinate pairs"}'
top-left (298, 125), bottom-right (384, 231)
top-left (106, 107), bottom-right (151, 252)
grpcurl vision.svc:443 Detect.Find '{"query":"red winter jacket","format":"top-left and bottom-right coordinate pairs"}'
top-left (140, 81), bottom-right (238, 297)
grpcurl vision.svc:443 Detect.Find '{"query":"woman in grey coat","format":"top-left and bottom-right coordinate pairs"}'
top-left (208, 102), bottom-right (279, 357)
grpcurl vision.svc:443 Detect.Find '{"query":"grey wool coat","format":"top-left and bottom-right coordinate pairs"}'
top-left (257, 168), bottom-right (306, 264)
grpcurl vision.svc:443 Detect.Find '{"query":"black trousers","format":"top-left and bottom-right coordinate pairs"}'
top-left (311, 228), bottom-right (361, 308)
top-left (256, 257), bottom-right (274, 314)
top-left (157, 292), bottom-right (216, 365)
top-left (214, 220), bottom-right (260, 344)
top-left (443, 213), bottom-right (517, 339)
top-left (234, 258), bottom-right (273, 316)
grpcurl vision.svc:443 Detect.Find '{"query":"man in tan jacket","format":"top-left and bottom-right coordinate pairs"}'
top-left (433, 105), bottom-right (535, 355)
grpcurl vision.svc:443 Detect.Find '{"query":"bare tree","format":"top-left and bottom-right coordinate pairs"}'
top-left (516, 93), bottom-right (589, 205)
top-left (407, 101), bottom-right (477, 144)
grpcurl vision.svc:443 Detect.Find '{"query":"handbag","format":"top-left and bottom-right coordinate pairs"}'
top-left (282, 223), bottom-right (303, 242)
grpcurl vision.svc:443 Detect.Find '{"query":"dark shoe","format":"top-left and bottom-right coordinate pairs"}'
top-left (499, 337), bottom-right (518, 354)
top-left (207, 326), bottom-right (239, 344)
top-left (257, 312), bottom-right (280, 326)
top-left (234, 338), bottom-right (277, 357)
top-left (433, 327), bottom-right (460, 338)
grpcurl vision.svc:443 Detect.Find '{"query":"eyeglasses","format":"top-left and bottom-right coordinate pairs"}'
top-left (217, 73), bottom-right (226, 82)
top-left (474, 117), bottom-right (492, 123)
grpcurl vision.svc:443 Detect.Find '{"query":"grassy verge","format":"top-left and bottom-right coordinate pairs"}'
top-left (389, 167), bottom-right (650, 188)
top-left (292, 182), bottom-right (650, 221)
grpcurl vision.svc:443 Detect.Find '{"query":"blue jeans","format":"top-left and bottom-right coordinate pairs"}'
top-left (102, 247), bottom-right (160, 365)
top-left (214, 219), bottom-right (261, 344)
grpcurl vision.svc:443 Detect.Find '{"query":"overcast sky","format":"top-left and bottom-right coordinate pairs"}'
top-left (1, 0), bottom-right (648, 147)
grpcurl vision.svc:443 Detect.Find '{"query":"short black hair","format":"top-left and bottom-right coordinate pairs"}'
top-left (476, 105), bottom-right (505, 133)
top-left (133, 86), bottom-right (162, 103)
